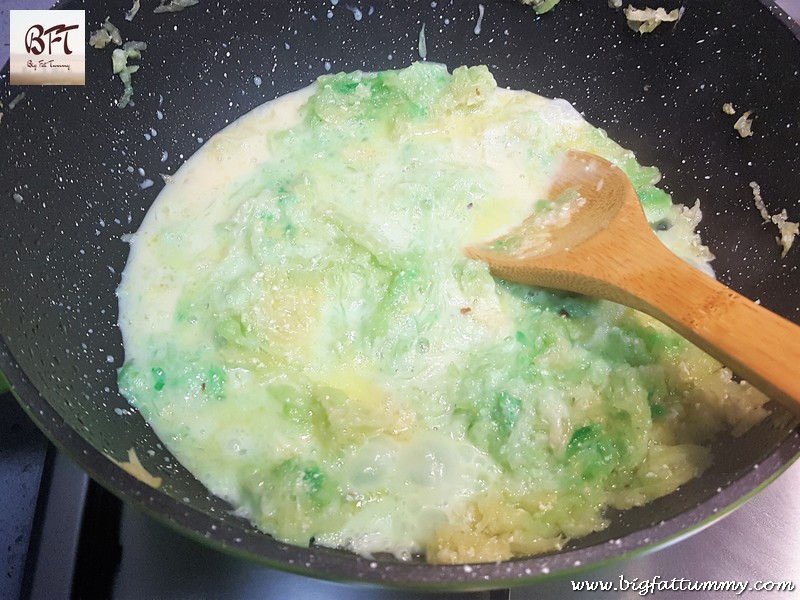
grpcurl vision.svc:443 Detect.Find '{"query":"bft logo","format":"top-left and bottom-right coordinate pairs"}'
top-left (25, 23), bottom-right (80, 56)
top-left (10, 10), bottom-right (85, 86)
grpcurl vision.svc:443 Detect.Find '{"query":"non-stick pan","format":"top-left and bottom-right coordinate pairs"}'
top-left (1, 0), bottom-right (799, 590)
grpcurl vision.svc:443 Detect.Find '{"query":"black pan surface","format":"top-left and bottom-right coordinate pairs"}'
top-left (1, 0), bottom-right (799, 589)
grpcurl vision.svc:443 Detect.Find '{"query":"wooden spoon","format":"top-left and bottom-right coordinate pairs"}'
top-left (466, 150), bottom-right (800, 416)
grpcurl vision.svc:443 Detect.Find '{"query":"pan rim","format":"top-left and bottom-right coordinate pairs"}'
top-left (2, 0), bottom-right (800, 590)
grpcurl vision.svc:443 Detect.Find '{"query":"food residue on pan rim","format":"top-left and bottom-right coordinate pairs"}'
top-left (109, 448), bottom-right (163, 488)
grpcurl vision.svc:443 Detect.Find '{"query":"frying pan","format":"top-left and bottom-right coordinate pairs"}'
top-left (1, 0), bottom-right (799, 590)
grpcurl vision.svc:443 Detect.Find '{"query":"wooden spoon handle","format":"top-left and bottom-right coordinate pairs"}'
top-left (618, 243), bottom-right (800, 416)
